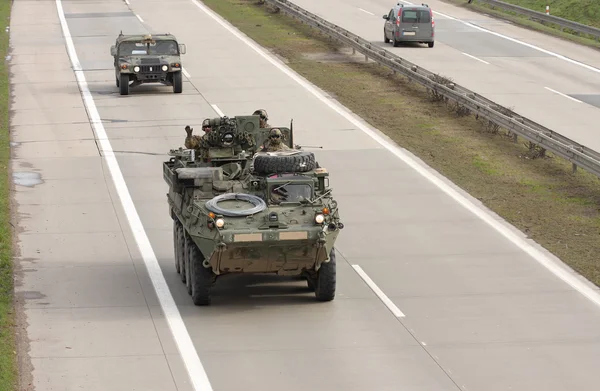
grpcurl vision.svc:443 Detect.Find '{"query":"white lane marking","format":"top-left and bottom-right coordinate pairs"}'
top-left (358, 8), bottom-right (374, 16)
top-left (135, 14), bottom-right (144, 23)
top-left (211, 103), bottom-right (224, 116)
top-left (544, 87), bottom-right (583, 103)
top-left (461, 52), bottom-right (490, 64)
top-left (190, 0), bottom-right (600, 310)
top-left (182, 67), bottom-right (191, 78)
top-left (397, 1), bottom-right (600, 75)
top-left (352, 265), bottom-right (406, 318)
top-left (54, 1), bottom-right (214, 390)
top-left (125, 0), bottom-right (130, 4)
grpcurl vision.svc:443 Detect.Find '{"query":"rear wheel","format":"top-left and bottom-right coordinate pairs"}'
top-left (393, 36), bottom-right (400, 47)
top-left (119, 74), bottom-right (129, 95)
top-left (172, 71), bottom-right (183, 93)
top-left (428, 41), bottom-right (434, 48)
top-left (314, 248), bottom-right (336, 302)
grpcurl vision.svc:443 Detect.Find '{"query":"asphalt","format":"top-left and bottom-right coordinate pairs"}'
top-left (292, 0), bottom-right (600, 152)
top-left (8, 0), bottom-right (600, 390)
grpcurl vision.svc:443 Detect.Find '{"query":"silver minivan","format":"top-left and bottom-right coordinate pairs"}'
top-left (383, 3), bottom-right (435, 48)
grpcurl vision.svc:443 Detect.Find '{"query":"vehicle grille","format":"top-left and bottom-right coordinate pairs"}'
top-left (138, 65), bottom-right (164, 73)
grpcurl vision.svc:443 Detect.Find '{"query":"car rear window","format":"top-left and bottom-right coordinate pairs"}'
top-left (401, 9), bottom-right (431, 23)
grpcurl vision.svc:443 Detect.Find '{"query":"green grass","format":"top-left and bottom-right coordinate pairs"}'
top-left (200, 0), bottom-right (600, 287)
top-left (0, 0), bottom-right (15, 390)
top-left (442, 0), bottom-right (600, 49)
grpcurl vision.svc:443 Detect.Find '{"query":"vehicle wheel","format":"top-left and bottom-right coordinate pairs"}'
top-left (119, 74), bottom-right (129, 95)
top-left (393, 36), bottom-right (400, 47)
top-left (253, 151), bottom-right (316, 175)
top-left (184, 233), bottom-right (193, 295)
top-left (172, 71), bottom-right (183, 93)
top-left (428, 41), bottom-right (434, 48)
top-left (189, 243), bottom-right (214, 306)
top-left (173, 220), bottom-right (181, 274)
top-left (384, 30), bottom-right (390, 43)
top-left (116, 76), bottom-right (120, 87)
top-left (314, 248), bottom-right (336, 302)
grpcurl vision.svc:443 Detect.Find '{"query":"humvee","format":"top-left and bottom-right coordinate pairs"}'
top-left (110, 32), bottom-right (186, 95)
top-left (163, 114), bottom-right (344, 306)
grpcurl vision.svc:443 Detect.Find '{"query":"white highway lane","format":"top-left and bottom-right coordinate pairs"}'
top-left (9, 0), bottom-right (600, 390)
top-left (291, 0), bottom-right (600, 151)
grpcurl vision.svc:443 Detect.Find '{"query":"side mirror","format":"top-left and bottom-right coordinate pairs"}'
top-left (110, 46), bottom-right (116, 56)
top-left (179, 44), bottom-right (186, 54)
top-left (383, 15), bottom-right (389, 19)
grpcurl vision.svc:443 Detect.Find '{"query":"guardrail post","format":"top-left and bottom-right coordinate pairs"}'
top-left (545, 5), bottom-right (549, 15)
top-left (352, 48), bottom-right (355, 55)
top-left (572, 163), bottom-right (578, 173)
top-left (512, 133), bottom-right (518, 143)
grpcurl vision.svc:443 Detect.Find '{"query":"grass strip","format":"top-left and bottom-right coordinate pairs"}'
top-left (441, 0), bottom-right (600, 50)
top-left (0, 0), bottom-right (16, 390)
top-left (201, 0), bottom-right (600, 286)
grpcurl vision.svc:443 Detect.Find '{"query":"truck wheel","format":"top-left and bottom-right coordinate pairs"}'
top-left (253, 151), bottom-right (316, 175)
top-left (314, 248), bottom-right (336, 302)
top-left (189, 243), bottom-right (213, 306)
top-left (173, 220), bottom-right (181, 274)
top-left (184, 233), bottom-right (193, 295)
top-left (119, 74), bottom-right (129, 95)
top-left (172, 71), bottom-right (182, 94)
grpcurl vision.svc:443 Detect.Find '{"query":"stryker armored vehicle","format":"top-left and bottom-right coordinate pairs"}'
top-left (163, 114), bottom-right (344, 306)
top-left (110, 32), bottom-right (186, 95)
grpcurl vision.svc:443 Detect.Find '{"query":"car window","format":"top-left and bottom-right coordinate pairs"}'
top-left (388, 9), bottom-right (395, 21)
top-left (401, 9), bottom-right (431, 23)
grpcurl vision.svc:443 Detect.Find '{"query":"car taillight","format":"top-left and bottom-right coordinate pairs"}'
top-left (431, 9), bottom-right (435, 36)
top-left (397, 10), bottom-right (401, 26)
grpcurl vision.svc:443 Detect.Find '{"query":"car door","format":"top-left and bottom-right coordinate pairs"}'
top-left (415, 9), bottom-right (433, 41)
top-left (384, 9), bottom-right (394, 39)
top-left (399, 8), bottom-right (419, 38)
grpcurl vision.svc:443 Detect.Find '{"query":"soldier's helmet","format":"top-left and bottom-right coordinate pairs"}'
top-left (202, 118), bottom-right (211, 132)
top-left (268, 128), bottom-right (283, 142)
top-left (253, 109), bottom-right (268, 120)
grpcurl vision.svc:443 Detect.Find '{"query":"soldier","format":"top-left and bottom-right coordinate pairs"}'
top-left (253, 109), bottom-right (269, 128)
top-left (260, 128), bottom-right (292, 152)
top-left (184, 119), bottom-right (212, 151)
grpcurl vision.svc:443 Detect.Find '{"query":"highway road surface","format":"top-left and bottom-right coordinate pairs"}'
top-left (9, 0), bottom-right (600, 390)
top-left (292, 0), bottom-right (600, 152)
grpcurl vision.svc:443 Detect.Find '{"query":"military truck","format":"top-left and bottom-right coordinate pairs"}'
top-left (110, 32), bottom-right (186, 95)
top-left (163, 114), bottom-right (344, 306)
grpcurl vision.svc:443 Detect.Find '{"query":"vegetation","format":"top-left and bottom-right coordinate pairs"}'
top-left (201, 0), bottom-right (600, 286)
top-left (0, 1), bottom-right (16, 389)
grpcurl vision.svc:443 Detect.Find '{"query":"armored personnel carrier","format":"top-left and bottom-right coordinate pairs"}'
top-left (110, 32), bottom-right (186, 95)
top-left (163, 114), bottom-right (344, 306)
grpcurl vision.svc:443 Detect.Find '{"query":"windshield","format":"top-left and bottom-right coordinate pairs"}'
top-left (270, 183), bottom-right (313, 203)
top-left (118, 40), bottom-right (179, 56)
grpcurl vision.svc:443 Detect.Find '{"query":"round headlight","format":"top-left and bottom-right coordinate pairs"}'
top-left (133, 66), bottom-right (140, 72)
top-left (315, 214), bottom-right (325, 224)
top-left (215, 218), bottom-right (225, 228)
top-left (162, 65), bottom-right (168, 72)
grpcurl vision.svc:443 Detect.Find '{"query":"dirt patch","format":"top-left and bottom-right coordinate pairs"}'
top-left (201, 0), bottom-right (600, 286)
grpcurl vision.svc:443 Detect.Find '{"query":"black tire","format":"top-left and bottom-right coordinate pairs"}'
top-left (393, 37), bottom-right (400, 47)
top-left (384, 30), bottom-right (390, 43)
top-left (184, 233), bottom-right (192, 295)
top-left (119, 74), bottom-right (129, 95)
top-left (116, 76), bottom-right (120, 87)
top-left (253, 151), bottom-right (316, 174)
top-left (173, 220), bottom-right (181, 274)
top-left (428, 41), bottom-right (434, 48)
top-left (314, 248), bottom-right (336, 302)
top-left (189, 243), bottom-right (214, 306)
top-left (172, 71), bottom-right (182, 93)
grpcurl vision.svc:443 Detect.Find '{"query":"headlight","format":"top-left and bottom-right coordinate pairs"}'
top-left (215, 218), bottom-right (225, 228)
top-left (133, 66), bottom-right (140, 72)
top-left (315, 214), bottom-right (324, 224)
top-left (162, 65), bottom-right (168, 71)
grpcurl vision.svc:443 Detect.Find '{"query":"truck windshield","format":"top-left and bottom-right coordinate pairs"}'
top-left (118, 40), bottom-right (179, 56)
top-left (270, 183), bottom-right (312, 203)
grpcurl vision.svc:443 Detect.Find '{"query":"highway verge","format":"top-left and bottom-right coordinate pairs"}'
top-left (442, 0), bottom-right (600, 50)
top-left (200, 0), bottom-right (600, 287)
top-left (0, 1), bottom-right (16, 390)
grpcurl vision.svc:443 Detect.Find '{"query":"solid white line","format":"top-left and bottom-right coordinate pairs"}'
top-left (211, 103), bottom-right (224, 117)
top-left (544, 87), bottom-right (582, 103)
top-left (190, 0), bottom-right (600, 310)
top-left (182, 67), bottom-right (191, 78)
top-left (54, 1), bottom-right (214, 390)
top-left (352, 265), bottom-right (405, 318)
top-left (125, 0), bottom-right (130, 4)
top-left (135, 14), bottom-right (144, 23)
top-left (358, 8), bottom-right (374, 16)
top-left (461, 52), bottom-right (490, 65)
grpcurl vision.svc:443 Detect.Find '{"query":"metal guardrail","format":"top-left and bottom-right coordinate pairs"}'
top-left (471, 0), bottom-right (600, 40)
top-left (261, 0), bottom-right (600, 178)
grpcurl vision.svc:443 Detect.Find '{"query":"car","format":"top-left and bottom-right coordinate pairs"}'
top-left (383, 3), bottom-right (435, 48)
top-left (110, 32), bottom-right (187, 95)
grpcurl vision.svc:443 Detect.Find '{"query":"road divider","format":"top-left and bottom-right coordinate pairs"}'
top-left (261, 0), bottom-right (600, 178)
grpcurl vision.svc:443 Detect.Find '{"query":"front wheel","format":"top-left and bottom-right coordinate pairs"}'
top-left (314, 248), bottom-right (336, 302)
top-left (384, 30), bottom-right (390, 43)
top-left (172, 71), bottom-right (183, 93)
top-left (189, 242), bottom-right (214, 306)
top-left (119, 74), bottom-right (129, 95)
